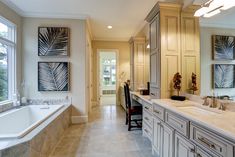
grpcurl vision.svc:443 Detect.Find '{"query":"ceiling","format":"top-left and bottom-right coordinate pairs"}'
top-left (1, 0), bottom-right (235, 41)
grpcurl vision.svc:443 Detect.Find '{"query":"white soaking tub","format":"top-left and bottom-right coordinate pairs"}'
top-left (0, 105), bottom-right (63, 139)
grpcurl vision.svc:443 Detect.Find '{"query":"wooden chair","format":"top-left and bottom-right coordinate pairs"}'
top-left (124, 83), bottom-right (142, 131)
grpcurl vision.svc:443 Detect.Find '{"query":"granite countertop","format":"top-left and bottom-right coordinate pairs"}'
top-left (152, 99), bottom-right (235, 143)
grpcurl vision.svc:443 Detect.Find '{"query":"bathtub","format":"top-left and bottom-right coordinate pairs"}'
top-left (0, 105), bottom-right (63, 139)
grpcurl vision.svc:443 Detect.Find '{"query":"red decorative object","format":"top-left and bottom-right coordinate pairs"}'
top-left (173, 72), bottom-right (182, 96)
top-left (191, 73), bottom-right (198, 94)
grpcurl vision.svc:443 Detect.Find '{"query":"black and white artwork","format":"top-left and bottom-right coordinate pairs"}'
top-left (38, 62), bottom-right (69, 91)
top-left (213, 64), bottom-right (235, 88)
top-left (38, 27), bottom-right (69, 56)
top-left (213, 35), bottom-right (235, 60)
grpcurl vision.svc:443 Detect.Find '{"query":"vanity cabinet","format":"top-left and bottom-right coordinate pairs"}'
top-left (175, 133), bottom-right (195, 157)
top-left (152, 102), bottom-right (235, 157)
top-left (153, 114), bottom-right (174, 157)
top-left (143, 100), bottom-right (153, 142)
top-left (145, 2), bottom-right (200, 98)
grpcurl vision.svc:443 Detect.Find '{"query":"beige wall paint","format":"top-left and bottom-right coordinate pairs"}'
top-left (0, 1), bottom-right (22, 93)
top-left (22, 18), bottom-right (88, 122)
top-left (200, 27), bottom-right (235, 98)
top-left (92, 40), bottom-right (130, 103)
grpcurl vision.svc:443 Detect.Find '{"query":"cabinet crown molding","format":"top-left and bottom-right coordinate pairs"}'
top-left (128, 37), bottom-right (146, 43)
top-left (145, 2), bottom-right (181, 22)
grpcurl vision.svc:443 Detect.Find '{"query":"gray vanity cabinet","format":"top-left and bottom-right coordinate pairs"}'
top-left (162, 122), bottom-right (174, 157)
top-left (153, 116), bottom-right (162, 156)
top-left (153, 116), bottom-right (174, 157)
top-left (175, 133), bottom-right (195, 157)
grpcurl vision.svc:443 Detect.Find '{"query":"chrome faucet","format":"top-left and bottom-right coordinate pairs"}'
top-left (218, 102), bottom-right (226, 111)
top-left (202, 96), bottom-right (209, 106)
top-left (209, 96), bottom-right (217, 108)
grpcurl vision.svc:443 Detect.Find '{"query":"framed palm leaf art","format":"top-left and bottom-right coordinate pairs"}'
top-left (212, 35), bottom-right (235, 60)
top-left (213, 64), bottom-right (235, 88)
top-left (38, 62), bottom-right (69, 91)
top-left (38, 27), bottom-right (69, 56)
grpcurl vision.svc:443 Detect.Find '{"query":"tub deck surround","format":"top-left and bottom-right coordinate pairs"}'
top-left (151, 99), bottom-right (235, 143)
top-left (0, 105), bottom-right (64, 139)
top-left (0, 104), bottom-right (71, 151)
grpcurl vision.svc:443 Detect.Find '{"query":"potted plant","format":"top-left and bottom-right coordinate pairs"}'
top-left (171, 72), bottom-right (185, 101)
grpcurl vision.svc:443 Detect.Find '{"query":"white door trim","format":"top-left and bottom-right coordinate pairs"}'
top-left (97, 49), bottom-right (119, 106)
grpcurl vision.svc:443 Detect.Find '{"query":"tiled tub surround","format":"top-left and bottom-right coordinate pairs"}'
top-left (0, 105), bottom-right (64, 139)
top-left (0, 104), bottom-right (71, 157)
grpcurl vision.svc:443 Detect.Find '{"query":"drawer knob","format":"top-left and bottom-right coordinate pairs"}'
top-left (145, 117), bottom-right (149, 121)
top-left (151, 93), bottom-right (155, 96)
top-left (197, 153), bottom-right (202, 157)
top-left (145, 106), bottom-right (149, 110)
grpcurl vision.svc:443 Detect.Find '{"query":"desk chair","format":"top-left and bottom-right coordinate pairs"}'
top-left (124, 83), bottom-right (142, 131)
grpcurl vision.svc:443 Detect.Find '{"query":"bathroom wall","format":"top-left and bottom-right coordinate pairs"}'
top-left (0, 1), bottom-right (22, 94)
top-left (22, 18), bottom-right (88, 123)
top-left (200, 27), bottom-right (235, 98)
top-left (92, 40), bottom-right (130, 105)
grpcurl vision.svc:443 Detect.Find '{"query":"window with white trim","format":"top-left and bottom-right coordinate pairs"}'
top-left (0, 17), bottom-right (16, 103)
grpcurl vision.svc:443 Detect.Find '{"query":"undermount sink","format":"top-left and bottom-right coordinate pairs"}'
top-left (177, 106), bottom-right (221, 115)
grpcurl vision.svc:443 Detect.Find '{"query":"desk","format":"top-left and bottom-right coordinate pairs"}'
top-left (130, 92), bottom-right (154, 142)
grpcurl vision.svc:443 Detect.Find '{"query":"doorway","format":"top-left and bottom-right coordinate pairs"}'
top-left (97, 50), bottom-right (118, 106)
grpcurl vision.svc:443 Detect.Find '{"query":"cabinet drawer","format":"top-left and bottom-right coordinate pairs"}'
top-left (165, 111), bottom-right (189, 137)
top-left (196, 147), bottom-right (219, 157)
top-left (132, 95), bottom-right (143, 104)
top-left (143, 101), bottom-right (153, 113)
top-left (143, 110), bottom-right (153, 127)
top-left (190, 124), bottom-right (234, 157)
top-left (150, 87), bottom-right (160, 99)
top-left (143, 122), bottom-right (152, 142)
top-left (153, 103), bottom-right (164, 121)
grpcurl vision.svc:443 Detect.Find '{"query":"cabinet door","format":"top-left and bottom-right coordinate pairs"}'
top-left (150, 13), bottom-right (159, 53)
top-left (153, 117), bottom-right (161, 156)
top-left (150, 51), bottom-right (160, 88)
top-left (162, 123), bottom-right (174, 157)
top-left (175, 133), bottom-right (195, 157)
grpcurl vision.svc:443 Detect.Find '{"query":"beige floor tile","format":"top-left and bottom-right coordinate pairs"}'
top-left (50, 105), bottom-right (156, 157)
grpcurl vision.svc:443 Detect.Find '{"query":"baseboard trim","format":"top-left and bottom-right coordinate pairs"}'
top-left (71, 116), bottom-right (88, 124)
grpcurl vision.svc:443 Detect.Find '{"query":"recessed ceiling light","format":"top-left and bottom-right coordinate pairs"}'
top-left (107, 25), bottom-right (112, 29)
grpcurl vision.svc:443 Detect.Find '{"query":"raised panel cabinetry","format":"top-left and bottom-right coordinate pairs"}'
top-left (152, 115), bottom-right (174, 157)
top-left (146, 2), bottom-right (200, 98)
top-left (175, 133), bottom-right (195, 157)
top-left (129, 37), bottom-right (149, 91)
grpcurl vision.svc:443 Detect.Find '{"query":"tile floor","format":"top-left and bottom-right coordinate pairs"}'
top-left (50, 105), bottom-right (156, 157)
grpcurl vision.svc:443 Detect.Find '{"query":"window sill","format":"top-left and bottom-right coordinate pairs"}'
top-left (0, 100), bottom-right (14, 113)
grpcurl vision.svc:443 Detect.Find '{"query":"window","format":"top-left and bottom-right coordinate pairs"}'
top-left (0, 17), bottom-right (16, 103)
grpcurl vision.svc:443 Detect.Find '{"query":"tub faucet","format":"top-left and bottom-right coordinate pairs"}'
top-left (43, 100), bottom-right (49, 105)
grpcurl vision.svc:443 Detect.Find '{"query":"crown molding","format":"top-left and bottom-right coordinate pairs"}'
top-left (1, 0), bottom-right (89, 19)
top-left (1, 0), bottom-right (25, 16)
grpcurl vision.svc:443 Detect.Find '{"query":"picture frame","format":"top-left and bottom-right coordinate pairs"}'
top-left (38, 27), bottom-right (70, 56)
top-left (38, 62), bottom-right (69, 91)
top-left (212, 35), bottom-right (235, 60)
top-left (213, 64), bottom-right (235, 88)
